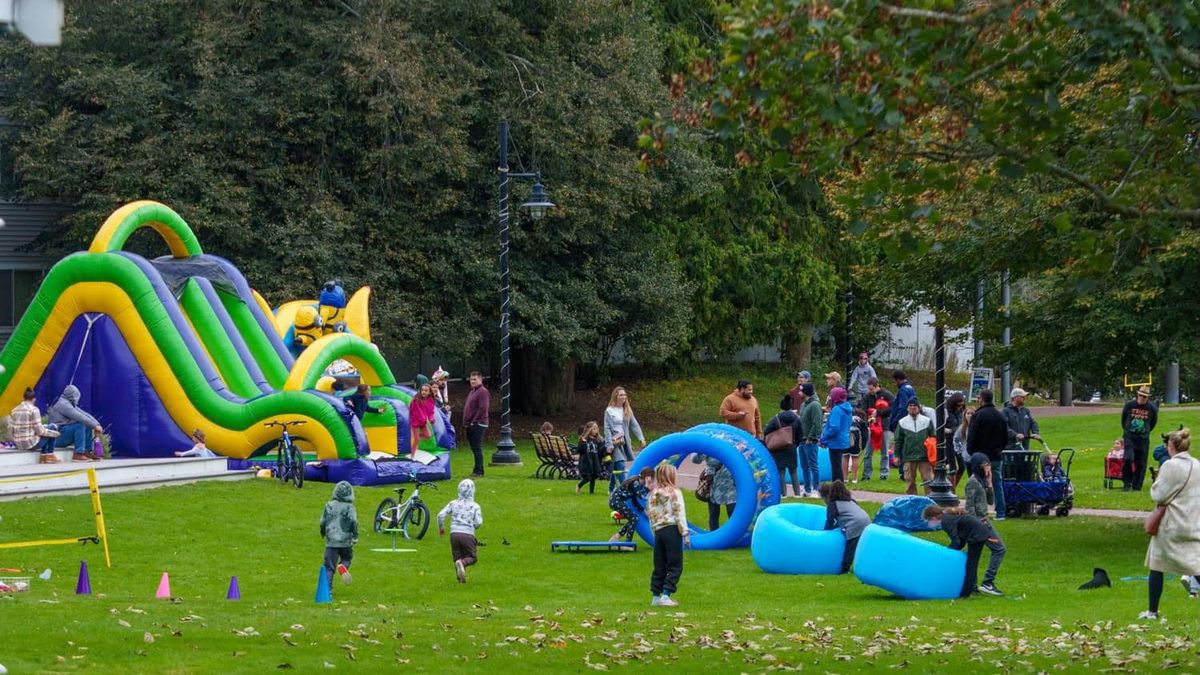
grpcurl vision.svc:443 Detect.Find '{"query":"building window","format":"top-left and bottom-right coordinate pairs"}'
top-left (0, 269), bottom-right (46, 327)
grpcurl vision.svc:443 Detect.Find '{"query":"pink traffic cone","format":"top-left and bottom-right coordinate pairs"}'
top-left (155, 572), bottom-right (171, 599)
top-left (75, 560), bottom-right (91, 595)
top-left (226, 575), bottom-right (241, 600)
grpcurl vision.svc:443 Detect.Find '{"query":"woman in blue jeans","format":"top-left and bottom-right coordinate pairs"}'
top-left (604, 387), bottom-right (646, 493)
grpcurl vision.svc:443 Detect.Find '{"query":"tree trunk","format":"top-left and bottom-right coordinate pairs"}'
top-left (783, 326), bottom-right (814, 370)
top-left (512, 345), bottom-right (576, 416)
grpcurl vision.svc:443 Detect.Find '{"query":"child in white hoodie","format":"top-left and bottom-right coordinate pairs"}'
top-left (438, 478), bottom-right (483, 584)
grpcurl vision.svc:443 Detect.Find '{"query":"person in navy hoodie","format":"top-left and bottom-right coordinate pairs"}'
top-left (820, 387), bottom-right (853, 482)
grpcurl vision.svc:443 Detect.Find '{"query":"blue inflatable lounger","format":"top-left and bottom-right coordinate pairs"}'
top-left (751, 503), bottom-right (845, 575)
top-left (852, 524), bottom-right (966, 600)
top-left (551, 541), bottom-right (637, 553)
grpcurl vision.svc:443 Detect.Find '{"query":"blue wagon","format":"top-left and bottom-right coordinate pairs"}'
top-left (1000, 442), bottom-right (1075, 518)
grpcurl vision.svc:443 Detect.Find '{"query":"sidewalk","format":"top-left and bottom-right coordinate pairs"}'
top-left (674, 460), bottom-right (1148, 520)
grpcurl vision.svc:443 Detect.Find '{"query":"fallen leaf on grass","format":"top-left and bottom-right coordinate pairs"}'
top-left (276, 664), bottom-right (293, 669)
top-left (143, 632), bottom-right (155, 643)
top-left (117, 619), bottom-right (131, 628)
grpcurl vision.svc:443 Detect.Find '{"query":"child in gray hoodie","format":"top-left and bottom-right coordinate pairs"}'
top-left (320, 481), bottom-right (358, 585)
top-left (438, 478), bottom-right (483, 584)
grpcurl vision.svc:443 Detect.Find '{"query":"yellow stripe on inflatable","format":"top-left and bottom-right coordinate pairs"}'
top-left (2, 282), bottom-right (340, 459)
top-left (88, 201), bottom-right (202, 259)
top-left (345, 286), bottom-right (372, 343)
top-left (283, 333), bottom-right (389, 391)
top-left (365, 425), bottom-right (398, 456)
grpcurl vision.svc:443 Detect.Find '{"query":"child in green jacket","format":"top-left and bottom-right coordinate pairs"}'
top-left (320, 481), bottom-right (359, 586)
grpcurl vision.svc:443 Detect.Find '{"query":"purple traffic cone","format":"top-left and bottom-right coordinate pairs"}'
top-left (226, 575), bottom-right (241, 600)
top-left (75, 560), bottom-right (91, 595)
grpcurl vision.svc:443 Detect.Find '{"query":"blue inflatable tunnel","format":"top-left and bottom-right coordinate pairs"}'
top-left (751, 503), bottom-right (845, 575)
top-left (852, 524), bottom-right (966, 600)
top-left (627, 423), bottom-right (779, 550)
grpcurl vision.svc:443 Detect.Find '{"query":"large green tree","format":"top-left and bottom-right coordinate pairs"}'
top-left (0, 0), bottom-right (703, 414)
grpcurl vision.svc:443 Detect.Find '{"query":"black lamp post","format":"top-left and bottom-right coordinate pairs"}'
top-left (491, 120), bottom-right (555, 466)
top-left (927, 296), bottom-right (959, 506)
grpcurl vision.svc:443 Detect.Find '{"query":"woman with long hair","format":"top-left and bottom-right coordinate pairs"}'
top-left (408, 383), bottom-right (437, 459)
top-left (604, 387), bottom-right (647, 494)
top-left (953, 406), bottom-right (976, 490)
top-left (1141, 427), bottom-right (1200, 620)
top-left (943, 392), bottom-right (967, 489)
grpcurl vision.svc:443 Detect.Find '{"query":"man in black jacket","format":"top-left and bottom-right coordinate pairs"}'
top-left (966, 389), bottom-right (1009, 520)
top-left (1120, 385), bottom-right (1158, 491)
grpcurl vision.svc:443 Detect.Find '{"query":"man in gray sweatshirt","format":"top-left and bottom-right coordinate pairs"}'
top-left (47, 385), bottom-right (103, 461)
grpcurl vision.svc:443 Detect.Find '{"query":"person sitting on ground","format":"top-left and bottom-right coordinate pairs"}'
top-left (924, 504), bottom-right (1007, 598)
top-left (47, 384), bottom-right (103, 462)
top-left (964, 453), bottom-right (994, 521)
top-left (819, 480), bottom-right (871, 574)
top-left (9, 387), bottom-right (61, 464)
top-left (609, 467), bottom-right (654, 542)
top-left (175, 429), bottom-right (217, 458)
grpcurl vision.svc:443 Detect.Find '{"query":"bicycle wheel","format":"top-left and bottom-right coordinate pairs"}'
top-left (275, 442), bottom-right (286, 483)
top-left (374, 498), bottom-right (398, 533)
top-left (402, 501), bottom-right (431, 540)
top-left (290, 444), bottom-right (304, 489)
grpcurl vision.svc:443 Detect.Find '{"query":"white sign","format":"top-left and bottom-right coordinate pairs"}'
top-left (969, 368), bottom-right (993, 401)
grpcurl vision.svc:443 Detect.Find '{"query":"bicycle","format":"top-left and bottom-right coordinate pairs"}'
top-left (373, 472), bottom-right (437, 539)
top-left (264, 420), bottom-right (306, 489)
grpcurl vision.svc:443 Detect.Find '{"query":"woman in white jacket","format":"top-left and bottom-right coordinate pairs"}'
top-left (604, 387), bottom-right (646, 495)
top-left (1141, 427), bottom-right (1200, 620)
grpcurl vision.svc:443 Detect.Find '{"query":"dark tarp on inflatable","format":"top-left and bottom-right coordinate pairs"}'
top-left (228, 453), bottom-right (451, 486)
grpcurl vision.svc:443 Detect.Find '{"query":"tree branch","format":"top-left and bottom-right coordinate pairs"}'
top-left (882, 1), bottom-right (1018, 26)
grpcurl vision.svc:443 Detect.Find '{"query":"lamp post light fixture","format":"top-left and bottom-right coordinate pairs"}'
top-left (491, 120), bottom-right (556, 467)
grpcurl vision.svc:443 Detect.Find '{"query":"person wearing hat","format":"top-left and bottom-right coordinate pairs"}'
top-left (1121, 385), bottom-right (1159, 491)
top-left (894, 398), bottom-right (934, 495)
top-left (790, 370), bottom-right (822, 408)
top-left (848, 352), bottom-right (877, 401)
top-left (1002, 387), bottom-right (1040, 450)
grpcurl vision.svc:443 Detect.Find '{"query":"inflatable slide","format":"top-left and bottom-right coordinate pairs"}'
top-left (0, 201), bottom-right (452, 461)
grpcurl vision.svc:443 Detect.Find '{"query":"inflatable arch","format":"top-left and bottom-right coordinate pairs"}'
top-left (627, 423), bottom-right (780, 550)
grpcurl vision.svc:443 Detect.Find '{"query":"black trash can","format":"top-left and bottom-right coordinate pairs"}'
top-left (1001, 450), bottom-right (1041, 482)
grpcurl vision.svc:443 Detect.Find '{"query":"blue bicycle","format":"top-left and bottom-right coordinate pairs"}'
top-left (265, 420), bottom-right (306, 489)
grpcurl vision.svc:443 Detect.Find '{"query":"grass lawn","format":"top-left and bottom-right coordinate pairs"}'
top-left (1, 443), bottom-right (1198, 673)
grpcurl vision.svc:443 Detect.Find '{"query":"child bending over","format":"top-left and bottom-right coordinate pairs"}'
top-left (819, 480), bottom-right (870, 573)
top-left (646, 463), bottom-right (690, 606)
top-left (438, 478), bottom-right (483, 584)
top-left (923, 504), bottom-right (1006, 598)
top-left (609, 467), bottom-right (654, 543)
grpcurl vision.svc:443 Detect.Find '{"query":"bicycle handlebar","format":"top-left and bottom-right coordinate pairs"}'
top-left (263, 420), bottom-right (307, 429)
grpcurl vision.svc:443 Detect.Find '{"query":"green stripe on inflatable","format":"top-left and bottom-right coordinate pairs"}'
top-left (294, 334), bottom-right (397, 391)
top-left (0, 252), bottom-right (359, 459)
top-left (217, 289), bottom-right (290, 388)
top-left (178, 279), bottom-right (262, 398)
top-left (99, 202), bottom-right (203, 257)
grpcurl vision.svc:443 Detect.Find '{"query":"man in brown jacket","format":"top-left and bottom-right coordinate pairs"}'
top-left (720, 380), bottom-right (762, 439)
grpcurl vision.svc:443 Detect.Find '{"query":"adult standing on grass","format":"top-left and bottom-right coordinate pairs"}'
top-left (819, 387), bottom-right (853, 482)
top-left (605, 387), bottom-right (647, 494)
top-left (824, 371), bottom-right (844, 404)
top-left (1140, 427), bottom-right (1200, 621)
top-left (1121, 385), bottom-right (1159, 492)
top-left (1003, 388), bottom-right (1040, 450)
top-left (791, 370), bottom-right (819, 408)
top-left (763, 396), bottom-right (803, 498)
top-left (48, 384), bottom-right (102, 462)
top-left (943, 392), bottom-right (967, 488)
top-left (967, 389), bottom-right (1010, 520)
top-left (848, 352), bottom-right (877, 401)
top-left (894, 399), bottom-right (934, 495)
top-left (888, 371), bottom-right (917, 480)
top-left (462, 372), bottom-right (490, 478)
top-left (720, 380), bottom-right (762, 439)
top-left (797, 384), bottom-right (823, 497)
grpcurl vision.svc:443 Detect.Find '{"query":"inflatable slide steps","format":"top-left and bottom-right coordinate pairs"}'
top-left (0, 456), bottom-right (253, 501)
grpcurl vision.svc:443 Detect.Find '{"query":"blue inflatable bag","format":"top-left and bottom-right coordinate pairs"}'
top-left (853, 524), bottom-right (965, 600)
top-left (751, 503), bottom-right (845, 575)
top-left (872, 495), bottom-right (938, 532)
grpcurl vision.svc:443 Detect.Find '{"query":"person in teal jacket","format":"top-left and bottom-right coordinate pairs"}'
top-left (820, 387), bottom-right (853, 482)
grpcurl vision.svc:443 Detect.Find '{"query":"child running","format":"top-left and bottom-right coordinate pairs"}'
top-left (819, 480), bottom-right (871, 573)
top-left (609, 467), bottom-right (654, 543)
top-left (319, 481), bottom-right (358, 586)
top-left (174, 429), bottom-right (216, 458)
top-left (923, 504), bottom-right (1006, 597)
top-left (438, 478), bottom-right (483, 583)
top-left (646, 463), bottom-right (690, 606)
top-left (576, 421), bottom-right (604, 495)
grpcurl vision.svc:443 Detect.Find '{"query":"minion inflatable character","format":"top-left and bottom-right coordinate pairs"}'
top-left (318, 280), bottom-right (348, 334)
top-left (292, 304), bottom-right (324, 350)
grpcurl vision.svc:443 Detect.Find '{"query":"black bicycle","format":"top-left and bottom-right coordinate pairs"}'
top-left (265, 420), bottom-right (306, 489)
top-left (374, 473), bottom-right (436, 539)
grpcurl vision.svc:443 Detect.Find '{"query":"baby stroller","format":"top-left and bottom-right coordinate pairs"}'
top-left (1103, 447), bottom-right (1124, 489)
top-left (1000, 439), bottom-right (1075, 518)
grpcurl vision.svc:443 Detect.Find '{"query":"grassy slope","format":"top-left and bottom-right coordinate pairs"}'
top-left (1, 446), bottom-right (1197, 673)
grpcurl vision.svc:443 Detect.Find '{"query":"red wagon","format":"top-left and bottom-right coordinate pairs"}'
top-left (1104, 453), bottom-right (1124, 489)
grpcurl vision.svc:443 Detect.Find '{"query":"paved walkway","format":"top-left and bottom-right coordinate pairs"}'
top-left (675, 459), bottom-right (1149, 520)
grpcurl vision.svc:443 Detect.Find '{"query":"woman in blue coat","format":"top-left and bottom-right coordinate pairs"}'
top-left (820, 387), bottom-right (853, 482)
